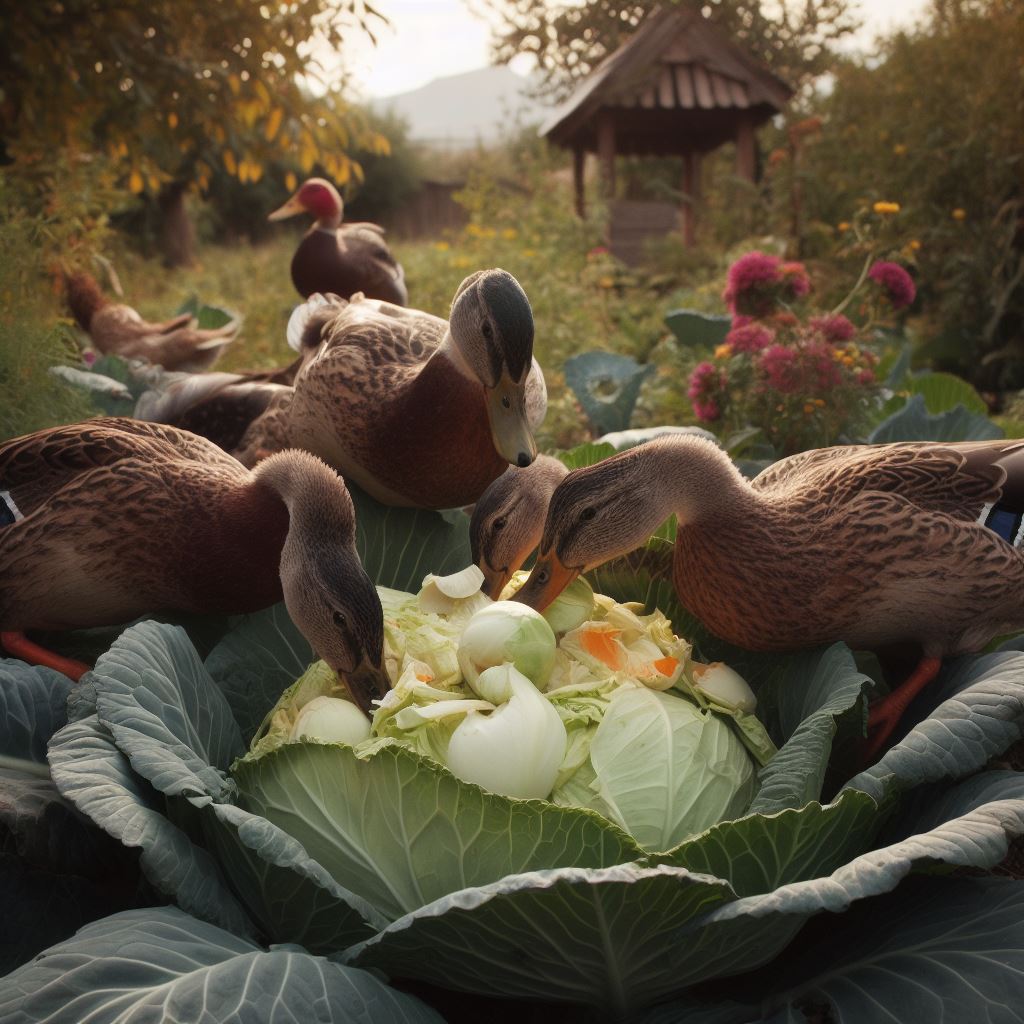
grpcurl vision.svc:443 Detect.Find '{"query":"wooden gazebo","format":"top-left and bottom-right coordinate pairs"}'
top-left (540, 6), bottom-right (792, 259)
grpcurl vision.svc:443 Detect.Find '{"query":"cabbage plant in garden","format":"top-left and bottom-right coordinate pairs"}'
top-left (2, 445), bottom-right (1024, 1023)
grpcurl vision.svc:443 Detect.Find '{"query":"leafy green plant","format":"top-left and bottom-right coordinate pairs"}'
top-left (17, 602), bottom-right (1024, 1021)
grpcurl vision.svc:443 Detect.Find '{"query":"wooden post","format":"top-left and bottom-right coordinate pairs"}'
top-left (573, 147), bottom-right (586, 218)
top-left (681, 151), bottom-right (702, 246)
top-left (597, 112), bottom-right (616, 199)
top-left (735, 112), bottom-right (756, 183)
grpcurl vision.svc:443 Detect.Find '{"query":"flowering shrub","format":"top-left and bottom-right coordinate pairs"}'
top-left (687, 250), bottom-right (904, 454)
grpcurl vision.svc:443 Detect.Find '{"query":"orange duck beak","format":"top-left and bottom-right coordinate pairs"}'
top-left (268, 193), bottom-right (306, 221)
top-left (511, 552), bottom-right (579, 613)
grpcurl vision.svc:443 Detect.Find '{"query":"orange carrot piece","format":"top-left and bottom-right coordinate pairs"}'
top-left (581, 628), bottom-right (625, 670)
top-left (653, 657), bottom-right (679, 677)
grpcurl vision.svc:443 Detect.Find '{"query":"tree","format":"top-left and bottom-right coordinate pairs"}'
top-left (477, 0), bottom-right (859, 98)
top-left (0, 0), bottom-right (389, 265)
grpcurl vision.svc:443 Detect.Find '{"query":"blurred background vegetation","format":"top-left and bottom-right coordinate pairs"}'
top-left (0, 0), bottom-right (1020, 447)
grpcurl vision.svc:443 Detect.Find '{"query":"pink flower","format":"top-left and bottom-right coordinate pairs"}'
top-left (726, 322), bottom-right (774, 354)
top-left (82, 349), bottom-right (97, 367)
top-left (758, 345), bottom-right (800, 393)
top-left (688, 361), bottom-right (726, 421)
top-left (807, 341), bottom-right (842, 390)
top-left (731, 314), bottom-right (753, 328)
top-left (692, 399), bottom-right (721, 422)
top-left (780, 261), bottom-right (811, 301)
top-left (868, 261), bottom-right (916, 310)
top-left (809, 314), bottom-right (856, 344)
top-left (723, 251), bottom-right (783, 316)
top-left (857, 368), bottom-right (876, 385)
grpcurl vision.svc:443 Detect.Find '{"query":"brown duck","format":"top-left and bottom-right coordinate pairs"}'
top-left (0, 418), bottom-right (388, 712)
top-left (229, 270), bottom-right (546, 509)
top-left (65, 272), bottom-right (238, 372)
top-left (471, 454), bottom-right (568, 598)
top-left (513, 434), bottom-right (1024, 756)
top-left (269, 178), bottom-right (408, 306)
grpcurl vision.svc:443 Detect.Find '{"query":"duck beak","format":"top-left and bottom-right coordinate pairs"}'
top-left (485, 371), bottom-right (537, 469)
top-left (340, 648), bottom-right (391, 718)
top-left (268, 193), bottom-right (305, 221)
top-left (511, 552), bottom-right (579, 612)
top-left (479, 559), bottom-right (511, 601)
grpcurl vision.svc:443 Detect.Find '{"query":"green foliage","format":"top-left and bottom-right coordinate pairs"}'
top-left (0, 0), bottom-right (387, 204)
top-left (799, 0), bottom-right (1023, 389)
top-left (485, 0), bottom-right (859, 97)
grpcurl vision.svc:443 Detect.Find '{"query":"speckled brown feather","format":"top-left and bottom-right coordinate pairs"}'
top-left (0, 419), bottom-right (288, 631)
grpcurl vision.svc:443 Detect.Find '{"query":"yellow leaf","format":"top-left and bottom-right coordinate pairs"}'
top-left (238, 159), bottom-right (249, 184)
top-left (264, 107), bottom-right (283, 142)
top-left (285, 171), bottom-right (297, 192)
top-left (167, 112), bottom-right (178, 129)
top-left (335, 157), bottom-right (350, 185)
top-left (128, 170), bottom-right (144, 194)
top-left (222, 149), bottom-right (237, 175)
top-left (249, 160), bottom-right (263, 182)
top-left (213, 124), bottom-right (226, 144)
top-left (253, 80), bottom-right (271, 110)
top-left (228, 74), bottom-right (241, 96)
top-left (147, 173), bottom-right (160, 192)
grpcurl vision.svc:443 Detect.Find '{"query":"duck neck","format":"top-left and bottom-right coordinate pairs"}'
top-left (252, 450), bottom-right (355, 557)
top-left (433, 327), bottom-right (477, 381)
top-left (650, 436), bottom-right (757, 527)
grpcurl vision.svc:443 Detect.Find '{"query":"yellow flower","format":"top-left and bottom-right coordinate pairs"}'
top-left (452, 255), bottom-right (472, 268)
top-left (714, 343), bottom-right (733, 360)
top-left (465, 223), bottom-right (482, 238)
top-left (803, 402), bottom-right (815, 415)
top-left (814, 398), bottom-right (826, 408)
top-left (892, 144), bottom-right (907, 156)
top-left (522, 248), bottom-right (538, 258)
top-left (909, 239), bottom-right (922, 250)
top-left (501, 228), bottom-right (518, 240)
top-left (284, 171), bottom-right (297, 192)
top-left (837, 221), bottom-right (851, 232)
top-left (952, 208), bottom-right (967, 221)
top-left (873, 201), bottom-right (900, 215)
top-left (597, 275), bottom-right (615, 289)
top-left (433, 241), bottom-right (450, 251)
top-left (480, 226), bottom-right (497, 239)
top-left (842, 355), bottom-right (855, 367)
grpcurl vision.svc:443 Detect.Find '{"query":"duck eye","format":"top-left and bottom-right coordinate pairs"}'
top-left (535, 567), bottom-right (550, 585)
top-left (481, 320), bottom-right (493, 339)
top-left (501, 395), bottom-right (511, 409)
top-left (332, 610), bottom-right (348, 629)
top-left (492, 515), bottom-right (507, 532)
top-left (580, 507), bottom-right (597, 522)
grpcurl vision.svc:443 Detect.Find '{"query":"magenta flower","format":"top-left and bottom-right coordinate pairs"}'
top-left (758, 345), bottom-right (800, 393)
top-left (82, 349), bottom-right (97, 367)
top-left (809, 314), bottom-right (856, 344)
top-left (692, 399), bottom-right (721, 422)
top-left (807, 341), bottom-right (843, 390)
top-left (857, 368), bottom-right (876, 385)
top-left (726, 322), bottom-right (774, 354)
top-left (780, 261), bottom-right (811, 301)
top-left (688, 361), bottom-right (726, 421)
top-left (723, 251), bottom-right (783, 316)
top-left (868, 261), bottom-right (916, 310)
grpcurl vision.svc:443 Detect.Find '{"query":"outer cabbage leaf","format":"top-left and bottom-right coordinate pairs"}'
top-left (91, 622), bottom-right (244, 802)
top-left (868, 393), bottom-right (1002, 442)
top-left (345, 863), bottom-right (736, 1017)
top-left (47, 715), bottom-right (254, 939)
top-left (844, 651), bottom-right (1024, 802)
top-left (760, 877), bottom-right (1024, 1024)
top-left (205, 604), bottom-right (315, 744)
top-left (0, 906), bottom-right (444, 1024)
top-left (233, 741), bottom-right (641, 921)
top-left (0, 660), bottom-right (143, 973)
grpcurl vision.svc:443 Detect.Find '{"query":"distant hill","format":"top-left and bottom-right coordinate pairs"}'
top-left (372, 65), bottom-right (552, 148)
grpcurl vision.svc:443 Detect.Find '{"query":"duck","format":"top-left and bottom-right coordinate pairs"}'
top-left (0, 418), bottom-right (388, 713)
top-left (269, 178), bottom-right (408, 306)
top-left (65, 271), bottom-right (239, 372)
top-left (512, 434), bottom-right (1024, 757)
top-left (229, 270), bottom-right (546, 509)
top-left (471, 454), bottom-right (568, 598)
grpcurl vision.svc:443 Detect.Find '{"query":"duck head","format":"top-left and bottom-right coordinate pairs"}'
top-left (269, 177), bottom-right (343, 229)
top-left (470, 455), bottom-right (568, 599)
top-left (513, 447), bottom-right (666, 612)
top-left (258, 451), bottom-right (388, 715)
top-left (449, 269), bottom-right (538, 470)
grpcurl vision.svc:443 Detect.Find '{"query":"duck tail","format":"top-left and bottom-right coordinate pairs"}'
top-left (285, 292), bottom-right (347, 353)
top-left (63, 271), bottom-right (109, 332)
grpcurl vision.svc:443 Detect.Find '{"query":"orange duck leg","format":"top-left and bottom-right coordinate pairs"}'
top-left (861, 654), bottom-right (942, 764)
top-left (1, 630), bottom-right (91, 681)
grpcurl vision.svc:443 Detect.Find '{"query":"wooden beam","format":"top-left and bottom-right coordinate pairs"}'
top-left (597, 111), bottom-right (616, 199)
top-left (681, 150), bottom-right (702, 247)
top-left (735, 111), bottom-right (756, 182)
top-left (573, 147), bottom-right (586, 218)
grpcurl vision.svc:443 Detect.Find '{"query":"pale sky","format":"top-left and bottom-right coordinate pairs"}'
top-left (337, 0), bottom-right (933, 100)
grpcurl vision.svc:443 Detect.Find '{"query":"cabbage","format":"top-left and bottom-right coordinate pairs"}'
top-left (457, 601), bottom-right (557, 690)
top-left (541, 575), bottom-right (596, 634)
top-left (552, 686), bottom-right (757, 850)
top-left (291, 696), bottom-right (371, 745)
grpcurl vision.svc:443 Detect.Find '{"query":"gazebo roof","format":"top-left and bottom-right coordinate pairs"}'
top-left (541, 5), bottom-right (793, 156)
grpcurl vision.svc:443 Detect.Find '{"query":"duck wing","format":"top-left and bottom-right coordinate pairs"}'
top-left (0, 418), bottom-right (242, 518)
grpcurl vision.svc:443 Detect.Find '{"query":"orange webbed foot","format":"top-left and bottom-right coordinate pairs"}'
top-left (1, 631), bottom-right (91, 682)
